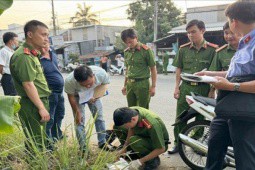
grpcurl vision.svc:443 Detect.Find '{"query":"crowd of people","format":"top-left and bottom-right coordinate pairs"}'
top-left (1, 1), bottom-right (255, 170)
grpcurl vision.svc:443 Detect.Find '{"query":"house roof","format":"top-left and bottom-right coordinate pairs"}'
top-left (168, 22), bottom-right (226, 34)
top-left (79, 50), bottom-right (115, 59)
top-left (153, 34), bottom-right (175, 43)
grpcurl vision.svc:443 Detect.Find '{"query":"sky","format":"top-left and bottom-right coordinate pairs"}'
top-left (0, 0), bottom-right (235, 30)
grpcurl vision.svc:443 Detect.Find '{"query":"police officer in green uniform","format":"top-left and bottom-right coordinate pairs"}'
top-left (169, 20), bottom-right (218, 154)
top-left (113, 106), bottom-right (169, 170)
top-left (209, 22), bottom-right (241, 72)
top-left (162, 50), bottom-right (169, 75)
top-left (10, 20), bottom-right (51, 152)
top-left (121, 28), bottom-right (157, 109)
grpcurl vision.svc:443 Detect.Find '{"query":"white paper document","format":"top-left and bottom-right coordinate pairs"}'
top-left (181, 73), bottom-right (218, 83)
top-left (78, 84), bottom-right (108, 104)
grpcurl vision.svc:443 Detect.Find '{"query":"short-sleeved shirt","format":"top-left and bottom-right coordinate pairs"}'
top-left (124, 42), bottom-right (156, 79)
top-left (10, 43), bottom-right (51, 97)
top-left (0, 46), bottom-right (14, 74)
top-left (40, 49), bottom-right (64, 93)
top-left (172, 40), bottom-right (218, 74)
top-left (64, 65), bottom-right (110, 95)
top-left (131, 106), bottom-right (169, 149)
top-left (227, 29), bottom-right (255, 78)
top-left (209, 44), bottom-right (236, 71)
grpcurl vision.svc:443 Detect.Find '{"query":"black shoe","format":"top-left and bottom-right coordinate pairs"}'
top-left (168, 146), bottom-right (179, 154)
top-left (144, 156), bottom-right (160, 170)
top-left (99, 143), bottom-right (114, 151)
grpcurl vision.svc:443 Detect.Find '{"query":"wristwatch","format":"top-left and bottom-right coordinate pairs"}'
top-left (233, 83), bottom-right (240, 91)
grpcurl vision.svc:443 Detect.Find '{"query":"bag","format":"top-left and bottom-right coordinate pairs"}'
top-left (215, 91), bottom-right (255, 121)
top-left (215, 75), bottom-right (255, 121)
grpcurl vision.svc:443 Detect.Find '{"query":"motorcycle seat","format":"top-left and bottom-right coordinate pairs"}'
top-left (191, 93), bottom-right (216, 107)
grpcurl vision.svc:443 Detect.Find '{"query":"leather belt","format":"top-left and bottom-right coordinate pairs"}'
top-left (128, 78), bottom-right (148, 83)
top-left (183, 80), bottom-right (202, 86)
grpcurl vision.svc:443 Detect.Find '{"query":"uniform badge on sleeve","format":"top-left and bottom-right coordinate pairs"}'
top-left (142, 119), bottom-right (152, 129)
top-left (23, 48), bottom-right (31, 55)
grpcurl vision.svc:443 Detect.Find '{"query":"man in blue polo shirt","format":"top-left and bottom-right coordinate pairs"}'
top-left (40, 43), bottom-right (65, 141)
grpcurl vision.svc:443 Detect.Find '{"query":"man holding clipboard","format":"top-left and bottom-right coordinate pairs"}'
top-left (64, 65), bottom-right (110, 153)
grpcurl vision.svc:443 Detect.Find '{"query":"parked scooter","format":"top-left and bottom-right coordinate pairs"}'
top-left (173, 92), bottom-right (235, 170)
top-left (109, 64), bottom-right (125, 75)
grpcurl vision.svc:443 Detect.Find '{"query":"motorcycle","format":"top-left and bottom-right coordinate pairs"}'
top-left (109, 64), bottom-right (125, 75)
top-left (173, 92), bottom-right (235, 170)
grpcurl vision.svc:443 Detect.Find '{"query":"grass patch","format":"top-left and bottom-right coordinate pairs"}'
top-left (0, 120), bottom-right (118, 170)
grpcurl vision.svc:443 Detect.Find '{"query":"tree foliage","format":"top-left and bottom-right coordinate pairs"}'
top-left (127, 0), bottom-right (184, 43)
top-left (0, 0), bottom-right (13, 15)
top-left (70, 3), bottom-right (99, 27)
top-left (114, 36), bottom-right (126, 52)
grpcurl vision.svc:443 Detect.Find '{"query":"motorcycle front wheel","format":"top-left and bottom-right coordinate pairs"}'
top-left (178, 120), bottom-right (211, 170)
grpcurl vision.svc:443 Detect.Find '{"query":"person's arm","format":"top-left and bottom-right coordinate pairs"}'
top-left (22, 81), bottom-right (50, 122)
top-left (122, 67), bottom-right (128, 95)
top-left (119, 128), bottom-right (134, 155)
top-left (67, 94), bottom-right (82, 125)
top-left (212, 78), bottom-right (255, 93)
top-left (149, 66), bottom-right (157, 96)
top-left (0, 65), bottom-right (3, 75)
top-left (139, 147), bottom-right (165, 165)
top-left (195, 70), bottom-right (227, 77)
top-left (174, 67), bottom-right (182, 99)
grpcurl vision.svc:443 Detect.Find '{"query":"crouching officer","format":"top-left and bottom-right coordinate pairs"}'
top-left (113, 106), bottom-right (169, 170)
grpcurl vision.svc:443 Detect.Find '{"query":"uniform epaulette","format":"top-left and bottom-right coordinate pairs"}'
top-left (180, 42), bottom-right (191, 48)
top-left (23, 48), bottom-right (31, 55)
top-left (215, 44), bottom-right (228, 53)
top-left (124, 47), bottom-right (130, 52)
top-left (142, 119), bottom-right (152, 129)
top-left (207, 42), bottom-right (219, 49)
top-left (141, 44), bottom-right (149, 50)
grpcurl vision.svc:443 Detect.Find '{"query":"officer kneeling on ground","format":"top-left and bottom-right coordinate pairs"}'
top-left (113, 106), bottom-right (169, 170)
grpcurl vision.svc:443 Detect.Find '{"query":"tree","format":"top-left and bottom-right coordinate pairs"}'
top-left (114, 36), bottom-right (126, 52)
top-left (70, 2), bottom-right (99, 27)
top-left (127, 0), bottom-right (184, 43)
top-left (0, 0), bottom-right (13, 15)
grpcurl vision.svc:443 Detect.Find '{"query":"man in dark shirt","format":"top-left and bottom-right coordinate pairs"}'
top-left (40, 43), bottom-right (65, 141)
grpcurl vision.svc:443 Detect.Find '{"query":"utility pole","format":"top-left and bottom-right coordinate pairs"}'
top-left (153, 0), bottom-right (158, 42)
top-left (153, 0), bottom-right (158, 57)
top-left (51, 0), bottom-right (57, 36)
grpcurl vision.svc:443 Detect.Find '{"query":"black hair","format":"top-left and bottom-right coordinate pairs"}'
top-left (74, 65), bottom-right (93, 82)
top-left (3, 32), bottom-right (18, 44)
top-left (186, 19), bottom-right (205, 30)
top-left (225, 1), bottom-right (255, 24)
top-left (113, 107), bottom-right (139, 126)
top-left (121, 28), bottom-right (137, 42)
top-left (223, 22), bottom-right (230, 31)
top-left (24, 20), bottom-right (48, 39)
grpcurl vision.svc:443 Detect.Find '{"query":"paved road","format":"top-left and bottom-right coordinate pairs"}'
top-left (61, 73), bottom-right (190, 169)
top-left (1, 73), bottom-right (235, 169)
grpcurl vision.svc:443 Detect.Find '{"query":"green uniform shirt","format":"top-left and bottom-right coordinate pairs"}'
top-left (162, 54), bottom-right (169, 64)
top-left (172, 40), bottom-right (218, 74)
top-left (209, 44), bottom-right (236, 71)
top-left (10, 42), bottom-right (51, 97)
top-left (124, 42), bottom-right (156, 79)
top-left (131, 106), bottom-right (169, 149)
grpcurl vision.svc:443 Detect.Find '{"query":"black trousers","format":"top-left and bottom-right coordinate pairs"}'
top-left (206, 117), bottom-right (255, 170)
top-left (1, 74), bottom-right (17, 96)
top-left (101, 63), bottom-right (107, 72)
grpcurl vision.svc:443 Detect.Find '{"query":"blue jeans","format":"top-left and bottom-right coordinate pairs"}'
top-left (46, 92), bottom-right (65, 140)
top-left (75, 97), bottom-right (106, 150)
